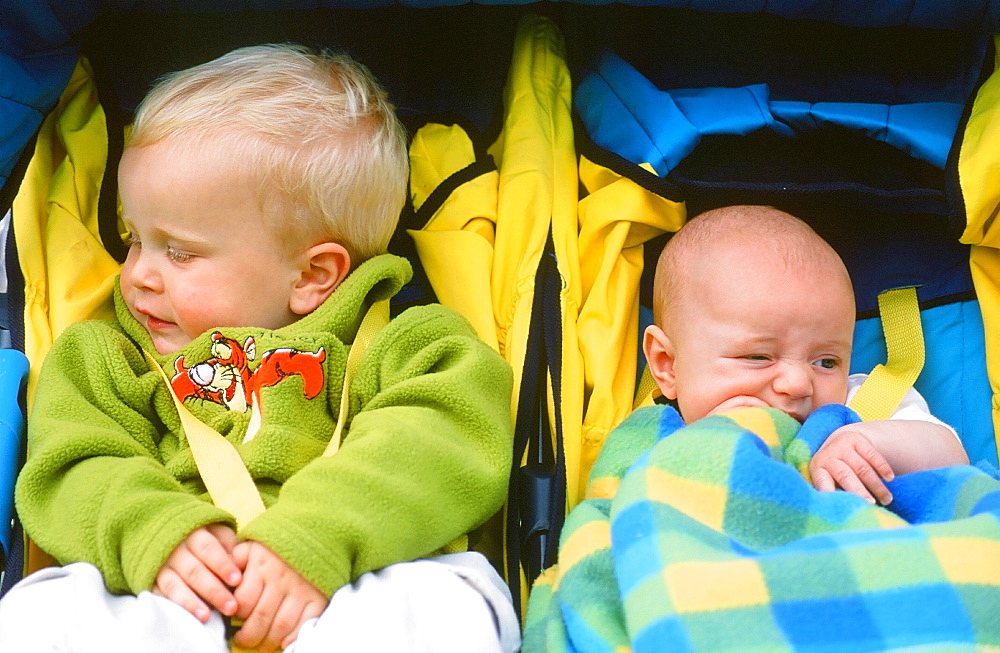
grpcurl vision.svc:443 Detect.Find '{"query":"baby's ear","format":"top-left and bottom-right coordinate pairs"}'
top-left (290, 242), bottom-right (351, 315)
top-left (643, 325), bottom-right (678, 400)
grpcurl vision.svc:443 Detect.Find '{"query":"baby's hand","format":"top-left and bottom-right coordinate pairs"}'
top-left (809, 426), bottom-right (895, 505)
top-left (708, 395), bottom-right (771, 416)
top-left (232, 540), bottom-right (328, 652)
top-left (154, 524), bottom-right (242, 623)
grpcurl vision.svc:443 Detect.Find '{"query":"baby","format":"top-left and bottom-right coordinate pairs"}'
top-left (642, 205), bottom-right (968, 505)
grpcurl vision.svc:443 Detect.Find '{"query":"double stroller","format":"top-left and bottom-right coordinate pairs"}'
top-left (4, 1), bottom-right (1000, 647)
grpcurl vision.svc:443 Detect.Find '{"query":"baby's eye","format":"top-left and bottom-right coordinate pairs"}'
top-left (166, 246), bottom-right (193, 263)
top-left (813, 358), bottom-right (839, 369)
top-left (124, 233), bottom-right (140, 249)
top-left (745, 354), bottom-right (770, 361)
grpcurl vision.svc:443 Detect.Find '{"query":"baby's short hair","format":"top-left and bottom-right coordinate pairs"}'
top-left (653, 205), bottom-right (850, 327)
top-left (128, 43), bottom-right (409, 265)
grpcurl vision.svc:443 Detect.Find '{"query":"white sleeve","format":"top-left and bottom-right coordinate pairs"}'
top-left (845, 373), bottom-right (960, 441)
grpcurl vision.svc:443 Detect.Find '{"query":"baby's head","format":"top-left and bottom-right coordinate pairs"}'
top-left (643, 205), bottom-right (856, 423)
top-left (118, 44), bottom-right (408, 355)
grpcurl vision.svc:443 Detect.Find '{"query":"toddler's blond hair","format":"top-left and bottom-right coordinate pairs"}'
top-left (128, 43), bottom-right (408, 265)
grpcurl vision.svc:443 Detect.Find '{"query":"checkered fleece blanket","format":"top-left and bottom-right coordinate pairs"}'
top-left (522, 404), bottom-right (1000, 652)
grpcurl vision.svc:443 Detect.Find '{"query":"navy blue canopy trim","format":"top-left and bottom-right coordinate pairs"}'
top-left (11, 1), bottom-right (1000, 29)
top-left (3, 1), bottom-right (1000, 191)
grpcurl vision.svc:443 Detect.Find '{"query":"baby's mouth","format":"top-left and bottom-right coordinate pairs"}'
top-left (783, 409), bottom-right (808, 423)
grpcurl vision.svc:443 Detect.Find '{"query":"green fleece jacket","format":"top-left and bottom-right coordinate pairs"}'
top-left (15, 254), bottom-right (514, 597)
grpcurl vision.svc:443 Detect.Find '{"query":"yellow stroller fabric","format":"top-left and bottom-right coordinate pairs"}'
top-left (576, 157), bottom-right (684, 496)
top-left (409, 13), bottom-right (688, 611)
top-left (410, 14), bottom-right (581, 611)
top-left (959, 34), bottom-right (1000, 457)
top-left (11, 58), bottom-right (120, 575)
top-left (14, 58), bottom-right (120, 404)
top-left (409, 123), bottom-right (500, 352)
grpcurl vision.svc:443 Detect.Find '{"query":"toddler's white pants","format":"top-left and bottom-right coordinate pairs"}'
top-left (0, 551), bottom-right (520, 652)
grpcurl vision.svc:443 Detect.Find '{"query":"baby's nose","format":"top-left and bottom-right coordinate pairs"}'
top-left (772, 361), bottom-right (812, 398)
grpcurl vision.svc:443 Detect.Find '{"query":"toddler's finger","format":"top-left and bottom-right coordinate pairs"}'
top-left (188, 528), bottom-right (242, 588)
top-left (174, 559), bottom-right (239, 616)
top-left (233, 540), bottom-right (250, 570)
top-left (155, 567), bottom-right (212, 623)
top-left (234, 585), bottom-right (282, 651)
top-left (262, 598), bottom-right (306, 653)
top-left (166, 542), bottom-right (239, 616)
top-left (206, 523), bottom-right (239, 553)
top-left (279, 598), bottom-right (327, 651)
top-left (233, 564), bottom-right (264, 621)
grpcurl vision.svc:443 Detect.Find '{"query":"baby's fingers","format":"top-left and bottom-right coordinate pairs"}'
top-left (853, 463), bottom-right (893, 506)
top-left (234, 585), bottom-right (281, 652)
top-left (812, 430), bottom-right (895, 505)
top-left (849, 441), bottom-right (894, 506)
top-left (810, 465), bottom-right (837, 493)
top-left (827, 446), bottom-right (893, 506)
top-left (850, 436), bottom-right (895, 483)
top-left (822, 458), bottom-right (879, 505)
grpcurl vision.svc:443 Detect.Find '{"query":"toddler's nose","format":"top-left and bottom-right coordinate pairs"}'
top-left (124, 250), bottom-right (162, 293)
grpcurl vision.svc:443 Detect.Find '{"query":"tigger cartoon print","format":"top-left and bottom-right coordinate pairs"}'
top-left (170, 331), bottom-right (327, 412)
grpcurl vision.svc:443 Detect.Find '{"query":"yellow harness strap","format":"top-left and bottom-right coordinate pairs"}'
top-left (847, 287), bottom-right (925, 422)
top-left (146, 350), bottom-right (267, 529)
top-left (145, 299), bottom-right (388, 652)
top-left (325, 298), bottom-right (389, 456)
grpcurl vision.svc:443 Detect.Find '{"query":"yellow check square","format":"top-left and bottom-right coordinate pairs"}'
top-left (645, 467), bottom-right (727, 531)
top-left (931, 537), bottom-right (1000, 585)
top-left (664, 559), bottom-right (769, 613)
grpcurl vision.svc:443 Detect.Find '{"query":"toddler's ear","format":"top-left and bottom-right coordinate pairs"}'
top-left (643, 325), bottom-right (678, 400)
top-left (290, 242), bottom-right (351, 315)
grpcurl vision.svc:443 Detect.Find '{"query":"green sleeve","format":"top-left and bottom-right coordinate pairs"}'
top-left (15, 321), bottom-right (235, 594)
top-left (239, 304), bottom-right (514, 595)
